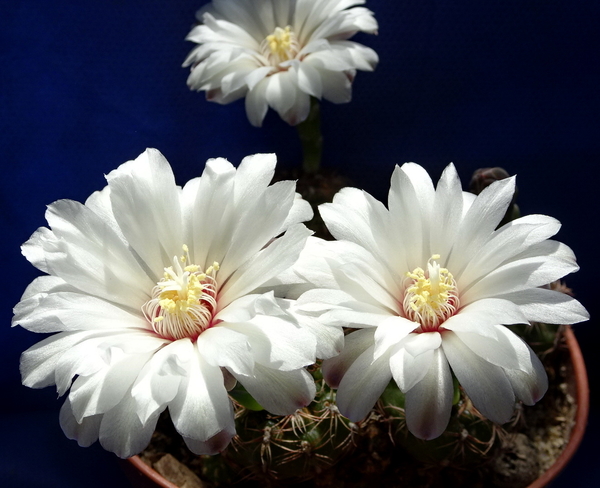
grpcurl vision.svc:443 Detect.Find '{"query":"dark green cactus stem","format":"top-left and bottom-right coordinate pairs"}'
top-left (508, 323), bottom-right (563, 356)
top-left (379, 379), bottom-right (502, 468)
top-left (296, 97), bottom-right (323, 174)
top-left (223, 367), bottom-right (359, 483)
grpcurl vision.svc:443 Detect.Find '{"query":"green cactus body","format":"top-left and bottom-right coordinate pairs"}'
top-left (223, 379), bottom-right (358, 483)
top-left (378, 380), bottom-right (501, 468)
top-left (144, 328), bottom-right (560, 487)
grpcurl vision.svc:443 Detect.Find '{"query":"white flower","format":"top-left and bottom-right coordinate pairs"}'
top-left (12, 149), bottom-right (330, 458)
top-left (183, 0), bottom-right (378, 127)
top-left (296, 163), bottom-right (589, 440)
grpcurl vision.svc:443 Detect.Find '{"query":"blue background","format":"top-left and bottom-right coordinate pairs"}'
top-left (1, 1), bottom-right (598, 486)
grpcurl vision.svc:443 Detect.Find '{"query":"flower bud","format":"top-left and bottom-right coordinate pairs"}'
top-left (469, 167), bottom-right (511, 195)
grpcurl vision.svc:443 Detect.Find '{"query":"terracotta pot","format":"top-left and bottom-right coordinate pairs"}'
top-left (121, 455), bottom-right (179, 488)
top-left (121, 326), bottom-right (589, 488)
top-left (526, 326), bottom-right (589, 488)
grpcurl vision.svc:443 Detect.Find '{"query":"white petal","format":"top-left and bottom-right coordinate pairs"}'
top-left (504, 346), bottom-right (548, 405)
top-left (320, 186), bottom-right (397, 271)
top-left (59, 397), bottom-right (102, 448)
top-left (320, 307), bottom-right (388, 328)
top-left (398, 163), bottom-right (436, 220)
top-left (403, 331), bottom-right (442, 357)
top-left (292, 238), bottom-right (396, 293)
top-left (218, 62), bottom-right (255, 97)
top-left (319, 68), bottom-right (353, 103)
top-left (213, 293), bottom-right (261, 323)
top-left (335, 345), bottom-right (392, 421)
top-left (498, 287), bottom-right (589, 325)
top-left (389, 344), bottom-right (430, 392)
top-left (195, 13), bottom-right (260, 49)
top-left (281, 86), bottom-right (311, 125)
top-left (21, 227), bottom-right (55, 273)
top-left (54, 335), bottom-right (123, 396)
top-left (20, 330), bottom-right (98, 389)
top-left (277, 193), bottom-right (313, 235)
top-left (389, 332), bottom-right (443, 392)
top-left (388, 164), bottom-right (433, 270)
top-left (182, 157), bottom-right (236, 268)
top-left (332, 41), bottom-right (378, 70)
top-left (217, 176), bottom-right (299, 282)
top-left (219, 224), bottom-right (312, 307)
top-left (245, 78), bottom-right (269, 126)
top-left (183, 426), bottom-right (236, 455)
top-left (430, 163), bottom-right (464, 262)
top-left (443, 298), bottom-right (529, 336)
top-left (451, 325), bottom-right (534, 372)
top-left (373, 316), bottom-right (417, 360)
top-left (169, 342), bottom-right (235, 443)
top-left (68, 347), bottom-right (154, 422)
top-left (99, 389), bottom-right (161, 458)
top-left (296, 62), bottom-right (323, 98)
top-left (233, 364), bottom-right (316, 415)
top-left (296, 288), bottom-right (356, 312)
top-left (322, 327), bottom-right (375, 388)
top-left (197, 325), bottom-right (254, 376)
top-left (284, 300), bottom-right (344, 360)
top-left (446, 177), bottom-right (516, 276)
top-left (461, 192), bottom-right (477, 216)
top-left (234, 152), bottom-right (278, 205)
top-left (130, 339), bottom-right (191, 426)
top-left (84, 184), bottom-right (125, 240)
top-left (15, 291), bottom-right (149, 334)
top-left (264, 70), bottom-right (298, 117)
top-left (461, 240), bottom-right (579, 304)
top-left (225, 313), bottom-right (316, 371)
top-left (244, 66), bottom-right (274, 90)
top-left (12, 275), bottom-right (73, 312)
top-left (303, 48), bottom-right (355, 72)
top-left (404, 348), bottom-right (453, 440)
top-left (336, 261), bottom-right (401, 313)
top-left (42, 199), bottom-right (154, 305)
top-left (106, 149), bottom-right (184, 279)
top-left (457, 214), bottom-right (561, 285)
top-left (11, 276), bottom-right (78, 370)
top-left (442, 331), bottom-right (516, 424)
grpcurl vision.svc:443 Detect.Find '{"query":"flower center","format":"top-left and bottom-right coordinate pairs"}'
top-left (262, 26), bottom-right (300, 65)
top-left (142, 245), bottom-right (219, 341)
top-left (403, 255), bottom-right (459, 332)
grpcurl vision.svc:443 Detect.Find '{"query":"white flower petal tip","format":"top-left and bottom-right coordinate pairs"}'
top-left (333, 345), bottom-right (392, 422)
top-left (404, 348), bottom-right (453, 440)
top-left (183, 0), bottom-right (379, 126)
top-left (306, 162), bottom-right (588, 438)
top-left (14, 149), bottom-right (321, 457)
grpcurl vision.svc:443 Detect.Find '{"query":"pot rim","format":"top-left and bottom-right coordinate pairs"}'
top-left (126, 455), bottom-right (179, 488)
top-left (125, 325), bottom-right (589, 488)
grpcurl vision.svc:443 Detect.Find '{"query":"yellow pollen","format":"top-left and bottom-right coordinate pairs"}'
top-left (142, 245), bottom-right (219, 341)
top-left (403, 255), bottom-right (459, 331)
top-left (262, 26), bottom-right (300, 66)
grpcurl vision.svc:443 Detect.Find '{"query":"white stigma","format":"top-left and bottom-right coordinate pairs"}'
top-left (403, 255), bottom-right (459, 332)
top-left (261, 26), bottom-right (300, 66)
top-left (142, 245), bottom-right (219, 341)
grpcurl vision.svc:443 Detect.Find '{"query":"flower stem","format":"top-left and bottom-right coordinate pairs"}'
top-left (296, 97), bottom-right (323, 174)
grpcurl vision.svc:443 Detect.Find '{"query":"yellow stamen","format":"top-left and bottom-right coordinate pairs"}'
top-left (403, 255), bottom-right (459, 331)
top-left (262, 26), bottom-right (300, 66)
top-left (142, 245), bottom-right (219, 341)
